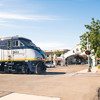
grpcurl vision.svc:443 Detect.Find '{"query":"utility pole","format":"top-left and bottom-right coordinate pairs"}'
top-left (86, 35), bottom-right (91, 72)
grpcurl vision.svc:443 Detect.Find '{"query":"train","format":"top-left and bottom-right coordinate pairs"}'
top-left (0, 36), bottom-right (47, 74)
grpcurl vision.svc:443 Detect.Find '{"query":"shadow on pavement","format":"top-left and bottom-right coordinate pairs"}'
top-left (0, 71), bottom-right (66, 75)
top-left (43, 72), bottom-right (66, 75)
top-left (0, 91), bottom-right (13, 98)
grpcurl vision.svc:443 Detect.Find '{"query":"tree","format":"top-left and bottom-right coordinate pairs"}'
top-left (80, 18), bottom-right (100, 58)
top-left (96, 47), bottom-right (100, 58)
top-left (53, 50), bottom-right (64, 57)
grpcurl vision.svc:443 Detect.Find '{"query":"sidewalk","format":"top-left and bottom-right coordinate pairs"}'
top-left (65, 67), bottom-right (98, 76)
top-left (77, 67), bottom-right (98, 73)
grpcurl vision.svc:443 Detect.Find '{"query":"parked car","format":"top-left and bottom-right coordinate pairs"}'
top-left (45, 61), bottom-right (55, 68)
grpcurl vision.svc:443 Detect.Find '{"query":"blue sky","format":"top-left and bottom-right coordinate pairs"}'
top-left (0, 0), bottom-right (100, 50)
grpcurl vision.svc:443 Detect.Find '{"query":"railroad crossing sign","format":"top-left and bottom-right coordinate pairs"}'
top-left (85, 50), bottom-right (91, 55)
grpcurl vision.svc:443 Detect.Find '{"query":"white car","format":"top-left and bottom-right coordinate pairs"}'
top-left (45, 61), bottom-right (55, 68)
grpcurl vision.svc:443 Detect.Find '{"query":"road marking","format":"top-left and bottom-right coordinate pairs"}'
top-left (0, 93), bottom-right (60, 100)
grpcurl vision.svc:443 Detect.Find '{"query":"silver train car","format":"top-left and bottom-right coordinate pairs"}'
top-left (0, 36), bottom-right (47, 74)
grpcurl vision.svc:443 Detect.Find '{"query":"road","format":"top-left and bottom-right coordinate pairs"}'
top-left (0, 65), bottom-right (100, 100)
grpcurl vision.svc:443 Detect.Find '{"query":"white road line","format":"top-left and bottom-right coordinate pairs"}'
top-left (0, 93), bottom-right (60, 100)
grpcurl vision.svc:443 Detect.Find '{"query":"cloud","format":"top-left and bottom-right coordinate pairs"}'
top-left (0, 12), bottom-right (56, 21)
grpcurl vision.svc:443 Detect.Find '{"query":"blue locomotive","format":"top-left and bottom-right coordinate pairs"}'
top-left (0, 36), bottom-right (47, 74)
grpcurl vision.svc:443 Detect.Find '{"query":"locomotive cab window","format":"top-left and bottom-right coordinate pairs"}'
top-left (13, 40), bottom-right (24, 47)
top-left (7, 40), bottom-right (12, 48)
top-left (20, 38), bottom-right (36, 48)
top-left (13, 40), bottom-right (18, 47)
top-left (20, 42), bottom-right (24, 47)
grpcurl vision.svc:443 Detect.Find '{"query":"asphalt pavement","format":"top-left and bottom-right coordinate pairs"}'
top-left (0, 65), bottom-right (100, 100)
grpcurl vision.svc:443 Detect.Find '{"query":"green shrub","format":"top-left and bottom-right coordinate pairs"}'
top-left (97, 65), bottom-right (100, 69)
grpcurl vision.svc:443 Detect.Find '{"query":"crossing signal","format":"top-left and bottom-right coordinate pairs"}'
top-left (85, 50), bottom-right (91, 55)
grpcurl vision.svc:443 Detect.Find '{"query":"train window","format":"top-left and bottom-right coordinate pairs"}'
top-left (29, 42), bottom-right (36, 47)
top-left (7, 40), bottom-right (11, 48)
top-left (20, 42), bottom-right (24, 47)
top-left (19, 38), bottom-right (36, 48)
top-left (13, 40), bottom-right (19, 47)
top-left (15, 41), bottom-right (18, 46)
top-left (21, 40), bottom-right (36, 47)
top-left (12, 41), bottom-right (15, 47)
top-left (13, 40), bottom-right (24, 47)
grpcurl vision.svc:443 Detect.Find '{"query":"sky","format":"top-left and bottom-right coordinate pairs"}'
top-left (0, 0), bottom-right (100, 50)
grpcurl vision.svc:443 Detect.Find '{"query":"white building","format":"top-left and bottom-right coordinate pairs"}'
top-left (64, 44), bottom-right (87, 65)
top-left (64, 44), bottom-right (84, 58)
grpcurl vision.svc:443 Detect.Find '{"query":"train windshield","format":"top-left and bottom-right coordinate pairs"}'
top-left (27, 41), bottom-right (36, 47)
top-left (20, 38), bottom-right (36, 47)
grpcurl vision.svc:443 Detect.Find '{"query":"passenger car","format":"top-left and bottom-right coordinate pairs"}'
top-left (45, 61), bottom-right (55, 68)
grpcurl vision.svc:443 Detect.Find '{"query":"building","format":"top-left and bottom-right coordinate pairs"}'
top-left (44, 49), bottom-right (69, 57)
top-left (44, 49), bottom-right (69, 63)
top-left (64, 44), bottom-right (87, 65)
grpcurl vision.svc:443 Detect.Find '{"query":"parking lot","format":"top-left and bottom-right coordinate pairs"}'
top-left (0, 65), bottom-right (100, 100)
